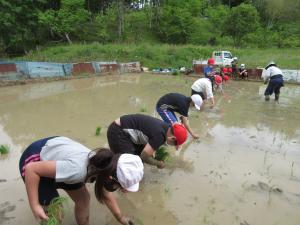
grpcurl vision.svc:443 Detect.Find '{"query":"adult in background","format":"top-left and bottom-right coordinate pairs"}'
top-left (19, 136), bottom-right (143, 225)
top-left (107, 114), bottom-right (187, 169)
top-left (156, 93), bottom-right (202, 139)
top-left (262, 61), bottom-right (284, 102)
top-left (231, 57), bottom-right (238, 79)
top-left (191, 78), bottom-right (215, 109)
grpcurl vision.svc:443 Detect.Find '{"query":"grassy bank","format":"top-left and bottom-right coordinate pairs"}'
top-left (17, 43), bottom-right (300, 69)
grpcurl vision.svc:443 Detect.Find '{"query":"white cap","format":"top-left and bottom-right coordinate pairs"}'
top-left (267, 61), bottom-right (276, 66)
top-left (116, 154), bottom-right (144, 192)
top-left (241, 64), bottom-right (245, 68)
top-left (191, 94), bottom-right (203, 110)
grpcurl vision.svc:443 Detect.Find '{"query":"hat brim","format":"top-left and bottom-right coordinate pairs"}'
top-left (194, 104), bottom-right (201, 110)
top-left (124, 182), bottom-right (139, 192)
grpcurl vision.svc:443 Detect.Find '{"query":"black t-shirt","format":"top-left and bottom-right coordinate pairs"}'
top-left (120, 114), bottom-right (169, 151)
top-left (156, 93), bottom-right (191, 117)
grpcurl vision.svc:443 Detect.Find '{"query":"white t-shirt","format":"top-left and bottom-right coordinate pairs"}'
top-left (40, 137), bottom-right (92, 184)
top-left (262, 66), bottom-right (283, 81)
top-left (191, 78), bottom-right (214, 99)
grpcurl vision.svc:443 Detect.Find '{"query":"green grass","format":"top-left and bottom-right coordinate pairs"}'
top-left (95, 126), bottom-right (102, 136)
top-left (15, 43), bottom-right (300, 69)
top-left (0, 145), bottom-right (9, 155)
top-left (42, 197), bottom-right (68, 225)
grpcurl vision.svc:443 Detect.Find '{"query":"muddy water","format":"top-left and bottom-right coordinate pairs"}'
top-left (0, 74), bottom-right (300, 225)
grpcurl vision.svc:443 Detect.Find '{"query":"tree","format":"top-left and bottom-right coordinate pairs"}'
top-left (154, 5), bottom-right (195, 44)
top-left (0, 0), bottom-right (45, 54)
top-left (224, 3), bottom-right (260, 46)
top-left (39, 0), bottom-right (90, 44)
top-left (205, 4), bottom-right (230, 35)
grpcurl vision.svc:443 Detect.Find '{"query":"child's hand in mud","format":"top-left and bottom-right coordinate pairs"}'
top-left (157, 160), bottom-right (165, 169)
top-left (32, 204), bottom-right (49, 222)
top-left (192, 133), bottom-right (200, 139)
top-left (120, 216), bottom-right (136, 225)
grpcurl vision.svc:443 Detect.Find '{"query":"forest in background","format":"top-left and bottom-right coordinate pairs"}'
top-left (1, 0), bottom-right (300, 56)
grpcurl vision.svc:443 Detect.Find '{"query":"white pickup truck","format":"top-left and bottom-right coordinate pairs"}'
top-left (212, 51), bottom-right (237, 66)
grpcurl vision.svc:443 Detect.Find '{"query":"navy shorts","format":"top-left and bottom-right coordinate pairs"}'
top-left (19, 137), bottom-right (84, 206)
top-left (156, 106), bottom-right (177, 125)
top-left (191, 89), bottom-right (205, 100)
top-left (264, 75), bottom-right (284, 96)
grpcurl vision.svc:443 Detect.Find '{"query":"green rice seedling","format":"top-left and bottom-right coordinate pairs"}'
top-left (42, 197), bottom-right (68, 225)
top-left (154, 146), bottom-right (169, 161)
top-left (290, 161), bottom-right (294, 177)
top-left (135, 218), bottom-right (145, 225)
top-left (95, 126), bottom-right (102, 136)
top-left (0, 145), bottom-right (9, 155)
top-left (140, 105), bottom-right (147, 112)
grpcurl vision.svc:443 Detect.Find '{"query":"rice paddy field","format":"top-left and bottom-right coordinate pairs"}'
top-left (0, 73), bottom-right (300, 225)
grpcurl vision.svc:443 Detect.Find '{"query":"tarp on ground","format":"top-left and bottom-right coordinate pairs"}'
top-left (0, 61), bottom-right (72, 80)
top-left (93, 61), bottom-right (119, 73)
top-left (25, 62), bottom-right (72, 78)
top-left (119, 62), bottom-right (141, 73)
top-left (72, 62), bottom-right (95, 75)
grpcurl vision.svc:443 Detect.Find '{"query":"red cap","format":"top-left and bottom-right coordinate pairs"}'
top-left (222, 67), bottom-right (228, 73)
top-left (208, 58), bottom-right (215, 65)
top-left (224, 75), bottom-right (229, 81)
top-left (214, 75), bottom-right (222, 85)
top-left (172, 123), bottom-right (188, 146)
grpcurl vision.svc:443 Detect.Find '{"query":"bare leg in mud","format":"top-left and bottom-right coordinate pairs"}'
top-left (65, 186), bottom-right (90, 225)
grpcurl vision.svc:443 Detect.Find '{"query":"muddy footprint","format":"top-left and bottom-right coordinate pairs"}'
top-left (0, 201), bottom-right (16, 224)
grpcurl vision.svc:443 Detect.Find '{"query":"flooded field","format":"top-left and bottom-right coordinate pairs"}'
top-left (1, 74), bottom-right (300, 225)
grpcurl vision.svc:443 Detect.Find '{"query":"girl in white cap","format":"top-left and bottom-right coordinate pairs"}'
top-left (191, 78), bottom-right (215, 109)
top-left (19, 136), bottom-right (143, 225)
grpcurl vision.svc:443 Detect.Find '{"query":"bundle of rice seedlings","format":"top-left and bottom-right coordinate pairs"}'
top-left (0, 145), bottom-right (9, 155)
top-left (42, 197), bottom-right (68, 225)
top-left (140, 105), bottom-right (147, 112)
top-left (154, 146), bottom-right (169, 161)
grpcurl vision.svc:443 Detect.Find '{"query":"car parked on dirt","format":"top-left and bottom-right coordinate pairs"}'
top-left (212, 51), bottom-right (237, 66)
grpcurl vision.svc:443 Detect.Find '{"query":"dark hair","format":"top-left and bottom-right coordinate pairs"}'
top-left (85, 148), bottom-right (121, 203)
top-left (265, 63), bottom-right (277, 70)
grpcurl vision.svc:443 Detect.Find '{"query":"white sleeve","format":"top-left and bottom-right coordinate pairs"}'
top-left (206, 83), bottom-right (214, 99)
top-left (264, 68), bottom-right (271, 80)
top-left (56, 160), bottom-right (86, 184)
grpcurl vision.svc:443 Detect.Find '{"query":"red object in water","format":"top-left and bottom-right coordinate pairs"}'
top-left (208, 58), bottom-right (215, 65)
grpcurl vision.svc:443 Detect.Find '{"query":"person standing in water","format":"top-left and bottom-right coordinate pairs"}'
top-left (156, 93), bottom-right (202, 139)
top-left (262, 61), bottom-right (284, 102)
top-left (19, 136), bottom-right (143, 225)
top-left (107, 114), bottom-right (188, 169)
